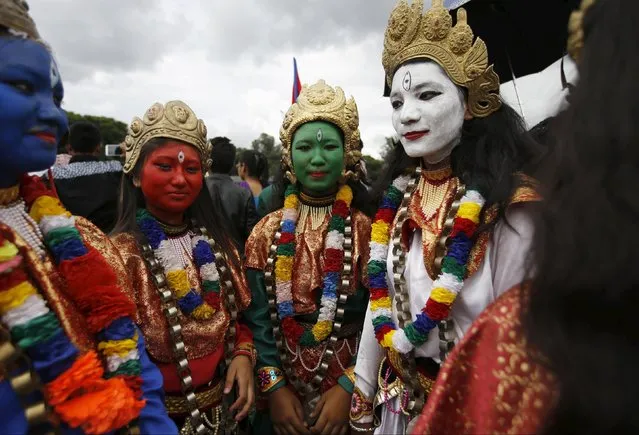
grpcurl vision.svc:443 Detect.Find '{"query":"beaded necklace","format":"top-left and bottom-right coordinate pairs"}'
top-left (136, 209), bottom-right (222, 319)
top-left (272, 184), bottom-right (353, 347)
top-left (0, 177), bottom-right (144, 433)
top-left (368, 170), bottom-right (485, 354)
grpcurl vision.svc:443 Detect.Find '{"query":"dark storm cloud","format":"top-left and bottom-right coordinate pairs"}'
top-left (29, 0), bottom-right (189, 82)
top-left (28, 0), bottom-right (395, 80)
top-left (201, 1), bottom-right (392, 62)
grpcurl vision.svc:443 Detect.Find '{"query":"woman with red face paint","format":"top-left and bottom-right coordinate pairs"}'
top-left (110, 101), bottom-right (255, 434)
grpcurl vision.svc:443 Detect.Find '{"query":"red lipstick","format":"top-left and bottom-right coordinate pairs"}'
top-left (34, 132), bottom-right (57, 144)
top-left (404, 131), bottom-right (429, 141)
top-left (309, 171), bottom-right (327, 179)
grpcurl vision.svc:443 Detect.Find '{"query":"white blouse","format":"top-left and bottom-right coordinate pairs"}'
top-left (354, 205), bottom-right (535, 401)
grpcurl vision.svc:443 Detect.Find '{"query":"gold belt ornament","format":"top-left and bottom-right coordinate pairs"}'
top-left (166, 380), bottom-right (224, 415)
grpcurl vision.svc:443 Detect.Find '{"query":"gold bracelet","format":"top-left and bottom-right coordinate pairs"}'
top-left (233, 343), bottom-right (257, 367)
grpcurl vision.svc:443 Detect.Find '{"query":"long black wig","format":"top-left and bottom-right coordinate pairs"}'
top-left (524, 0), bottom-right (639, 432)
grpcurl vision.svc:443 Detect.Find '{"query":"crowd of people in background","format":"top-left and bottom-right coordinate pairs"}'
top-left (1, 0), bottom-right (638, 434)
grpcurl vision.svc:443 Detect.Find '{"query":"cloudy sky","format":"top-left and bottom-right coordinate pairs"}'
top-left (29, 1), bottom-right (418, 158)
top-left (29, 0), bottom-right (564, 158)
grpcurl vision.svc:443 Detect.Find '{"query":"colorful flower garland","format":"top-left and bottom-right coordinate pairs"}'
top-left (136, 209), bottom-right (220, 319)
top-left (368, 174), bottom-right (485, 354)
top-left (0, 175), bottom-right (144, 433)
top-left (274, 184), bottom-right (352, 347)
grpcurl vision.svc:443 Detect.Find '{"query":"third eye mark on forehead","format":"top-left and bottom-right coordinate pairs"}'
top-left (402, 71), bottom-right (411, 91)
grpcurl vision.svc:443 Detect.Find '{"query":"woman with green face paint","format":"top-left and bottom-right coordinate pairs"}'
top-left (242, 80), bottom-right (372, 435)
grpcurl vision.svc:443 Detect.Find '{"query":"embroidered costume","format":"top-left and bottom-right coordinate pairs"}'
top-left (412, 285), bottom-right (558, 434)
top-left (109, 100), bottom-right (253, 434)
top-left (243, 80), bottom-right (371, 430)
top-left (351, 1), bottom-right (540, 433)
top-left (0, 2), bottom-right (174, 433)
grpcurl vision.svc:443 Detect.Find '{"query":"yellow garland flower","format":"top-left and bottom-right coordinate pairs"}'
top-left (275, 256), bottom-right (294, 281)
top-left (381, 329), bottom-right (396, 348)
top-left (336, 184), bottom-right (353, 203)
top-left (29, 196), bottom-right (71, 223)
top-left (371, 221), bottom-right (391, 245)
top-left (165, 270), bottom-right (191, 298)
top-left (0, 281), bottom-right (37, 314)
top-left (284, 194), bottom-right (299, 210)
top-left (312, 320), bottom-right (332, 341)
top-left (370, 297), bottom-right (392, 311)
top-left (458, 202), bottom-right (482, 224)
top-left (430, 287), bottom-right (457, 305)
top-left (0, 241), bottom-right (19, 262)
top-left (192, 304), bottom-right (215, 320)
top-left (97, 336), bottom-right (138, 357)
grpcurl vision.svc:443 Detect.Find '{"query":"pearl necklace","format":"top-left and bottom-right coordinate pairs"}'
top-left (168, 231), bottom-right (194, 268)
top-left (0, 187), bottom-right (46, 259)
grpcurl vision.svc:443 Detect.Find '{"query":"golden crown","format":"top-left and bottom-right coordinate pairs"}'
top-left (567, 0), bottom-right (597, 63)
top-left (0, 0), bottom-right (40, 40)
top-left (123, 100), bottom-right (211, 174)
top-left (382, 0), bottom-right (501, 117)
top-left (280, 80), bottom-right (363, 177)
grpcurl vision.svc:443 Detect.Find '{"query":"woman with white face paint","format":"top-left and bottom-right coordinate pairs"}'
top-left (349, 1), bottom-right (544, 433)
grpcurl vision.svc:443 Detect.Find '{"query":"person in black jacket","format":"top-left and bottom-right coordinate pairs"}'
top-left (205, 136), bottom-right (259, 254)
top-left (50, 121), bottom-right (122, 232)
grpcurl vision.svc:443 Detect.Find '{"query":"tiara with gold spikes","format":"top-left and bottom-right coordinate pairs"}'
top-left (567, 0), bottom-right (597, 63)
top-left (280, 80), bottom-right (363, 179)
top-left (0, 0), bottom-right (40, 40)
top-left (382, 0), bottom-right (501, 118)
top-left (123, 100), bottom-right (211, 174)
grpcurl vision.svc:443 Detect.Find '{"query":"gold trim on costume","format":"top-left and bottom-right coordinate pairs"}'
top-left (343, 366), bottom-right (356, 385)
top-left (0, 0), bottom-right (40, 40)
top-left (280, 80), bottom-right (363, 180)
top-left (0, 185), bottom-right (19, 206)
top-left (257, 366), bottom-right (285, 393)
top-left (382, 0), bottom-right (501, 117)
top-left (387, 350), bottom-right (436, 396)
top-left (165, 380), bottom-right (224, 415)
top-left (350, 386), bottom-right (374, 422)
top-left (123, 101), bottom-right (211, 173)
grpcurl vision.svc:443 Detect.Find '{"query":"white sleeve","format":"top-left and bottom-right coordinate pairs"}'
top-left (490, 204), bottom-right (536, 298)
top-left (354, 300), bottom-right (383, 401)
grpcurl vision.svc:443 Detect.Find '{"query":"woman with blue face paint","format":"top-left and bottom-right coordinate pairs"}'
top-left (0, 1), bottom-right (176, 434)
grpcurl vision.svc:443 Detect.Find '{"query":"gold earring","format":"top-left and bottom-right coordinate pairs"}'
top-left (285, 170), bottom-right (298, 184)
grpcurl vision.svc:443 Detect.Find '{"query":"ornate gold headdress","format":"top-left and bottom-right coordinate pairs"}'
top-left (567, 0), bottom-right (597, 63)
top-left (382, 0), bottom-right (501, 118)
top-left (0, 0), bottom-right (40, 40)
top-left (123, 100), bottom-right (211, 174)
top-left (280, 80), bottom-right (363, 182)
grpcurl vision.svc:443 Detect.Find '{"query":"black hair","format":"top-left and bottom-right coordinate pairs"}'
top-left (68, 121), bottom-right (102, 154)
top-left (524, 0), bottom-right (639, 433)
top-left (375, 93), bottom-right (542, 235)
top-left (238, 149), bottom-right (269, 186)
top-left (209, 136), bottom-right (236, 175)
top-left (111, 138), bottom-right (238, 267)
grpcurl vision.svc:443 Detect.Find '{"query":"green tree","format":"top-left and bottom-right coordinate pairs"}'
top-left (66, 111), bottom-right (128, 145)
top-left (381, 136), bottom-right (396, 160)
top-left (362, 155), bottom-right (383, 183)
top-left (250, 133), bottom-right (282, 182)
